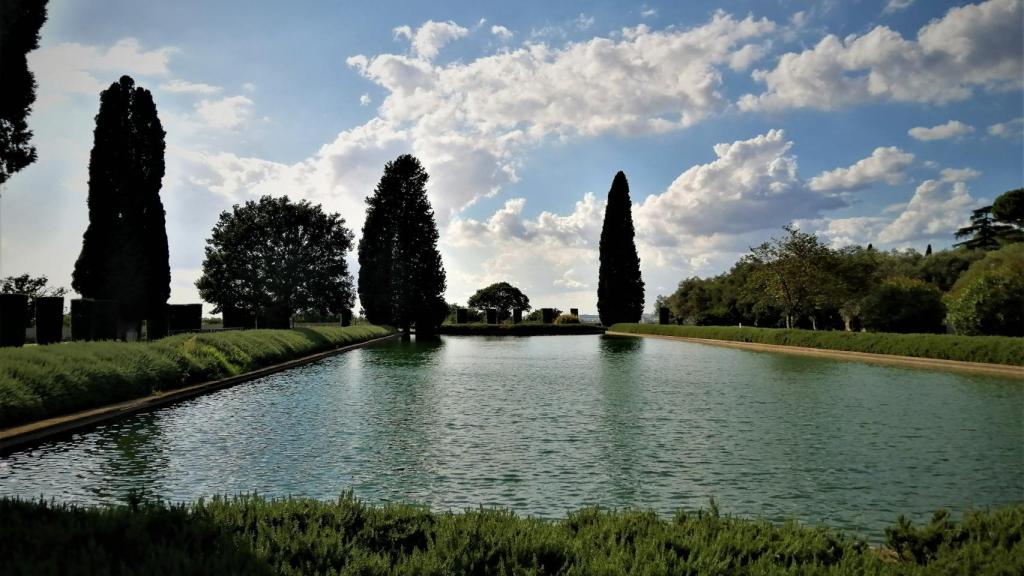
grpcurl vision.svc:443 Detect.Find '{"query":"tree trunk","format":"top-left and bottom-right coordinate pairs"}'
top-left (810, 315), bottom-right (817, 331)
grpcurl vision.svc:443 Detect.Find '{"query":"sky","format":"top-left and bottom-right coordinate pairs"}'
top-left (3, 0), bottom-right (1022, 315)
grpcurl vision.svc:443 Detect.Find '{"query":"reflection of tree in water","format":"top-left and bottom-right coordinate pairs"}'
top-left (596, 335), bottom-right (644, 502)
top-left (91, 414), bottom-right (169, 504)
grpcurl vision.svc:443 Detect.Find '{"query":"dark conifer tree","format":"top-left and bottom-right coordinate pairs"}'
top-left (925, 244), bottom-right (932, 256)
top-left (597, 171), bottom-right (644, 326)
top-left (72, 76), bottom-right (169, 335)
top-left (0, 0), bottom-right (47, 185)
top-left (358, 155), bottom-right (447, 333)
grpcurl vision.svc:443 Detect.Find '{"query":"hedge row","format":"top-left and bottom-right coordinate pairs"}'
top-left (2, 495), bottom-right (1020, 575)
top-left (608, 324), bottom-right (1024, 366)
top-left (438, 322), bottom-right (606, 336)
top-left (0, 326), bottom-right (392, 429)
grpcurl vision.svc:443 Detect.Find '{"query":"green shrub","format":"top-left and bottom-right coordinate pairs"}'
top-left (860, 277), bottom-right (945, 334)
top-left (945, 244), bottom-right (1024, 336)
top-left (608, 323), bottom-right (1024, 366)
top-left (553, 314), bottom-right (580, 324)
top-left (1, 495), bottom-right (1020, 575)
top-left (0, 325), bottom-right (392, 428)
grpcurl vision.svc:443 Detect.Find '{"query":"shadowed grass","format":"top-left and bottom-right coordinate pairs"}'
top-left (609, 324), bottom-right (1024, 366)
top-left (0, 326), bottom-right (392, 429)
top-left (1, 495), bottom-right (1020, 575)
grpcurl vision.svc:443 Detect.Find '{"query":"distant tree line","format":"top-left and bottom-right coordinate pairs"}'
top-left (656, 189), bottom-right (1024, 336)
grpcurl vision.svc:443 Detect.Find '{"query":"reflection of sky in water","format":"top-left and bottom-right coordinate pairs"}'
top-left (2, 334), bottom-right (1022, 540)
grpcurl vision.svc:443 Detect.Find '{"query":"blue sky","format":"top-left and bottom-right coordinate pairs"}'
top-left (4, 0), bottom-right (1022, 314)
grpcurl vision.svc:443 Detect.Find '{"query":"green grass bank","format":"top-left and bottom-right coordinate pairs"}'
top-left (609, 324), bottom-right (1024, 366)
top-left (0, 325), bottom-right (392, 429)
top-left (438, 323), bottom-right (605, 336)
top-left (2, 496), bottom-right (1020, 575)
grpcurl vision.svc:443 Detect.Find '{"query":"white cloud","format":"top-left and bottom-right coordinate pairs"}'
top-left (877, 179), bottom-right (978, 243)
top-left (491, 25), bottom-right (514, 41)
top-left (640, 6), bottom-right (658, 18)
top-left (908, 120), bottom-right (974, 141)
top-left (194, 95), bottom-right (254, 129)
top-left (809, 146), bottom-right (915, 191)
top-left (29, 38), bottom-right (176, 104)
top-left (359, 93), bottom-right (372, 106)
top-left (883, 0), bottom-right (915, 15)
top-left (394, 20), bottom-right (469, 60)
top-left (988, 117), bottom-right (1024, 138)
top-left (729, 43), bottom-right (768, 71)
top-left (159, 79), bottom-right (221, 94)
top-left (795, 216), bottom-right (891, 248)
top-left (575, 13), bottom-right (595, 30)
top-left (740, 0), bottom-right (1023, 111)
top-left (939, 167), bottom-right (980, 182)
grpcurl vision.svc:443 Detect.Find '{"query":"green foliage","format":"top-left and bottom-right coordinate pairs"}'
top-left (0, 0), bottom-right (47, 185)
top-left (860, 277), bottom-right (946, 334)
top-left (358, 155), bottom-right (447, 333)
top-left (992, 188), bottom-right (1024, 228)
top-left (917, 248), bottom-right (985, 291)
top-left (72, 76), bottom-right (170, 327)
top-left (525, 308), bottom-right (562, 322)
top-left (945, 243), bottom-right (1024, 336)
top-left (438, 323), bottom-right (603, 336)
top-left (597, 171), bottom-right (644, 326)
top-left (196, 196), bottom-right (355, 322)
top-left (609, 323), bottom-right (1024, 366)
top-left (954, 205), bottom-right (1017, 251)
top-left (553, 314), bottom-right (580, 324)
top-left (1, 495), bottom-right (1020, 575)
top-left (466, 282), bottom-right (531, 321)
top-left (0, 325), bottom-right (391, 428)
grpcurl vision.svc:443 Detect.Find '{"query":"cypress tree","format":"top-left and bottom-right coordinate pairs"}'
top-left (358, 155), bottom-right (447, 333)
top-left (72, 76), bottom-right (169, 335)
top-left (597, 171), bottom-right (644, 326)
top-left (0, 0), bottom-right (48, 185)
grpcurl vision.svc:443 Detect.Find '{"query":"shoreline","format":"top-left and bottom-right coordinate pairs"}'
top-left (0, 332), bottom-right (400, 454)
top-left (606, 331), bottom-right (1024, 379)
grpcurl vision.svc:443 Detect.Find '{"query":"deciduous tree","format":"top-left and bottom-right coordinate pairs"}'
top-left (467, 282), bottom-right (531, 321)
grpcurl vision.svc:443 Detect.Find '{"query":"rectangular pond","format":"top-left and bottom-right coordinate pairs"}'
top-left (1, 334), bottom-right (1021, 539)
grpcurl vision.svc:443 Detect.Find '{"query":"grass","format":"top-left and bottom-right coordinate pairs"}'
top-left (0, 325), bottom-right (392, 429)
top-left (609, 323), bottom-right (1024, 366)
top-left (1, 495), bottom-right (1020, 575)
top-left (438, 322), bottom-right (605, 336)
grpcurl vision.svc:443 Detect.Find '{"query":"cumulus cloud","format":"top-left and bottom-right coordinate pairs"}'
top-left (640, 6), bottom-right (658, 18)
top-left (159, 79), bottom-right (221, 94)
top-left (359, 93), bottom-right (372, 106)
top-left (883, 0), bottom-right (915, 14)
top-left (740, 0), bottom-right (1023, 111)
top-left (795, 216), bottom-right (891, 248)
top-left (491, 25), bottom-right (514, 40)
top-left (908, 120), bottom-right (974, 141)
top-left (877, 179), bottom-right (978, 244)
top-left (988, 117), bottom-right (1024, 138)
top-left (939, 167), bottom-right (980, 181)
top-left (194, 95), bottom-right (254, 129)
top-left (394, 20), bottom-right (469, 60)
top-left (29, 38), bottom-right (176, 103)
top-left (808, 146), bottom-right (915, 191)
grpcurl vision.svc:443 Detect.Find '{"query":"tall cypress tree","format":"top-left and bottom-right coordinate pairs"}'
top-left (358, 155), bottom-right (447, 333)
top-left (597, 171), bottom-right (644, 326)
top-left (0, 0), bottom-right (48, 185)
top-left (72, 76), bottom-right (169, 335)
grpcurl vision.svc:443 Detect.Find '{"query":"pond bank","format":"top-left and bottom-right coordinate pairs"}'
top-left (0, 328), bottom-right (397, 453)
top-left (607, 329), bottom-right (1024, 378)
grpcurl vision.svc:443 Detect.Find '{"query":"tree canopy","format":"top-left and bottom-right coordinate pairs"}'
top-left (467, 282), bottom-right (531, 321)
top-left (597, 171), bottom-right (644, 326)
top-left (1, 274), bottom-right (66, 299)
top-left (0, 0), bottom-right (47, 185)
top-left (945, 243), bottom-right (1024, 336)
top-left (72, 76), bottom-right (169, 330)
top-left (196, 195), bottom-right (355, 323)
top-left (358, 154), bottom-right (447, 333)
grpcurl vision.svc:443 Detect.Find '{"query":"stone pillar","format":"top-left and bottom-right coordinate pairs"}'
top-left (35, 296), bottom-right (64, 345)
top-left (0, 293), bottom-right (28, 347)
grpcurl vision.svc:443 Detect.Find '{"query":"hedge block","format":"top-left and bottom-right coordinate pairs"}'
top-left (222, 306), bottom-right (256, 329)
top-left (570, 308), bottom-right (579, 317)
top-left (341, 308), bottom-right (353, 327)
top-left (34, 296), bottom-right (64, 345)
top-left (0, 293), bottom-right (28, 347)
top-left (486, 308), bottom-right (498, 324)
top-left (71, 299), bottom-right (118, 341)
top-left (659, 307), bottom-right (670, 325)
top-left (512, 309), bottom-right (522, 324)
top-left (167, 304), bottom-right (202, 333)
top-left (456, 308), bottom-right (468, 324)
top-left (541, 308), bottom-right (556, 324)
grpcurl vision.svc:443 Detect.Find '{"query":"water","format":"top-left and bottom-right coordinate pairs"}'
top-left (2, 335), bottom-right (1021, 539)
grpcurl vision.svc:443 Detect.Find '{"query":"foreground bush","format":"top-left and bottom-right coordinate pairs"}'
top-left (0, 325), bottom-right (392, 428)
top-left (609, 324), bottom-right (1024, 366)
top-left (1, 495), bottom-right (1020, 575)
top-left (438, 322), bottom-right (604, 336)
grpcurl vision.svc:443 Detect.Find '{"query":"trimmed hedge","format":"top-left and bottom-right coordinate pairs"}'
top-left (0, 325), bottom-right (392, 429)
top-left (438, 322), bottom-right (605, 336)
top-left (609, 323), bottom-right (1024, 366)
top-left (1, 495), bottom-right (1021, 575)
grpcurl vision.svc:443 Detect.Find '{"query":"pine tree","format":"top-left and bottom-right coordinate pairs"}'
top-left (0, 0), bottom-right (48, 185)
top-left (597, 171), bottom-right (644, 326)
top-left (358, 155), bottom-right (447, 333)
top-left (72, 76), bottom-right (169, 335)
